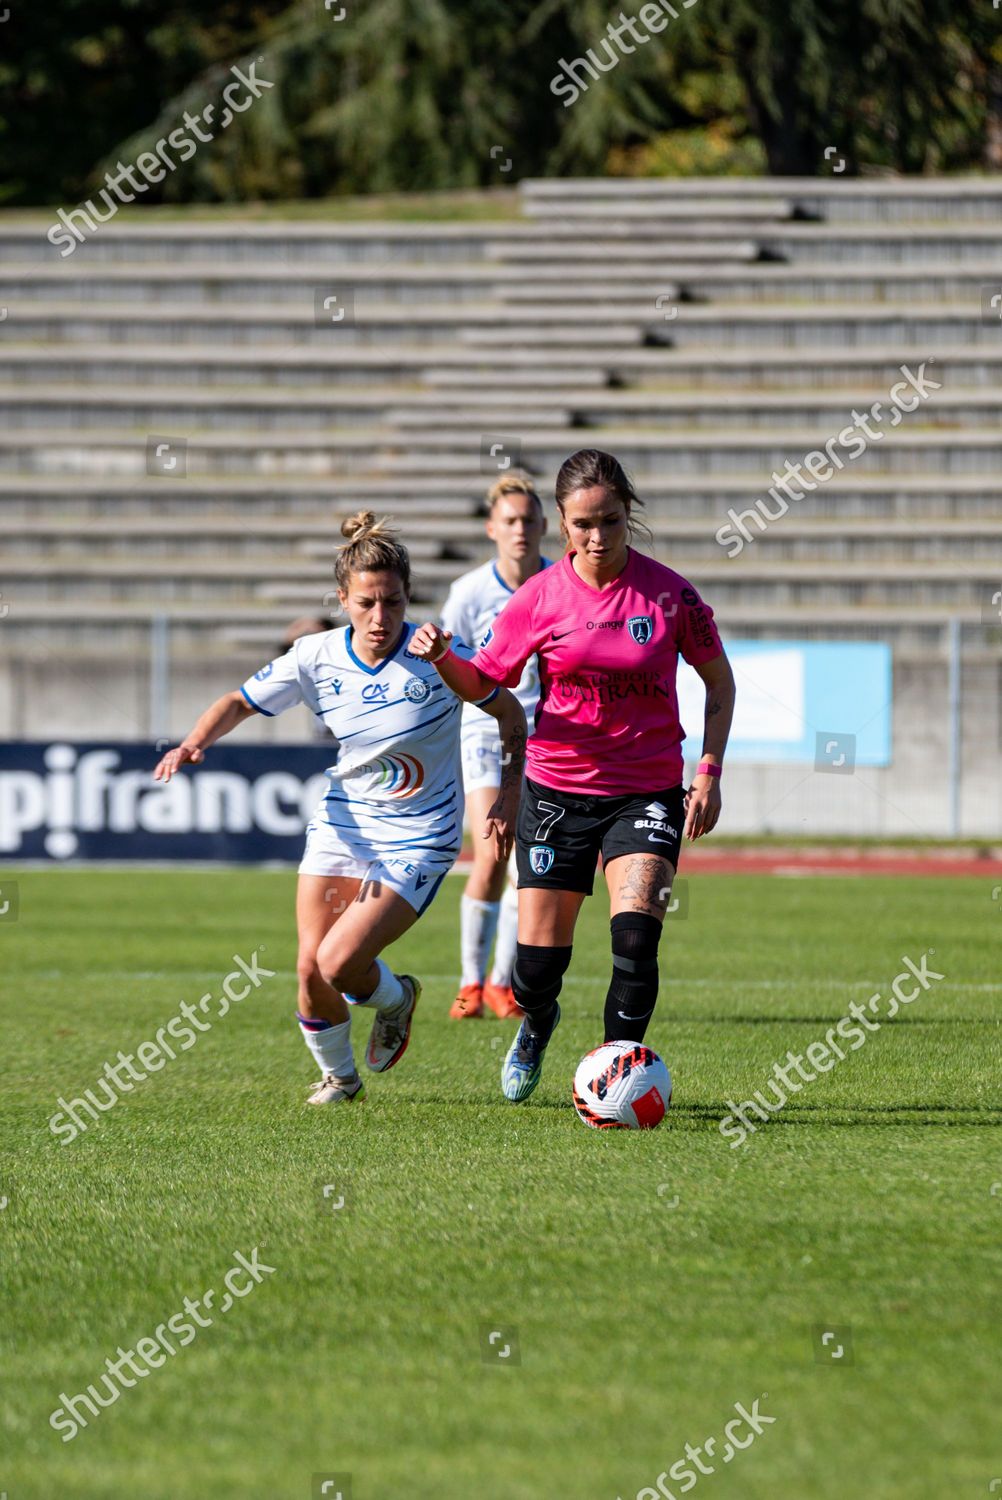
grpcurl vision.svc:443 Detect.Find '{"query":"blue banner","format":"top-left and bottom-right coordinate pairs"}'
top-left (0, 743), bottom-right (332, 862)
top-left (0, 646), bottom-right (893, 860)
top-left (678, 641), bottom-right (892, 765)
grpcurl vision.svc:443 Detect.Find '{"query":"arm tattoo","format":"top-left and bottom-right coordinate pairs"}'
top-left (500, 724), bottom-right (526, 796)
top-left (617, 855), bottom-right (673, 911)
top-left (706, 694), bottom-right (722, 718)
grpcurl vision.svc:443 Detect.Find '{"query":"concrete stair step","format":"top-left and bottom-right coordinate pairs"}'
top-left (755, 224), bottom-right (1002, 264)
top-left (257, 571), bottom-right (996, 611)
top-left (491, 225), bottom-right (1002, 265)
top-left (2, 427), bottom-right (1001, 478)
top-left (0, 512), bottom-right (486, 540)
top-left (14, 341), bottom-right (998, 391)
top-left (0, 475), bottom-right (488, 516)
top-left (591, 348), bottom-right (1002, 389)
top-left (2, 596), bottom-right (985, 626)
top-left (498, 267), bottom-right (1002, 305)
top-left (519, 196), bottom-right (798, 220)
top-left (0, 385), bottom-right (574, 431)
top-left (4, 473), bottom-right (1001, 521)
top-left (0, 220), bottom-right (758, 265)
top-left (0, 263), bottom-right (569, 304)
top-left (4, 520), bottom-right (998, 568)
top-left (401, 387), bottom-right (995, 430)
top-left (520, 176), bottom-right (1002, 222)
top-left (677, 264), bottom-right (1002, 303)
top-left (0, 343), bottom-right (616, 389)
top-left (0, 302), bottom-right (650, 346)
top-left (4, 513), bottom-right (1000, 537)
top-left (3, 552), bottom-right (468, 582)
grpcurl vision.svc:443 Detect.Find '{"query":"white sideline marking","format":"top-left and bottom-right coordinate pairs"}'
top-left (22, 971), bottom-right (999, 991)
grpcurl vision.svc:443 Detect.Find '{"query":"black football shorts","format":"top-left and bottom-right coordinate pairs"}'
top-left (515, 777), bottom-right (685, 894)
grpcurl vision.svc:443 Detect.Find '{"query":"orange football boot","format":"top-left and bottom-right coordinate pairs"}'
top-left (483, 982), bottom-right (524, 1019)
top-left (450, 982), bottom-right (485, 1019)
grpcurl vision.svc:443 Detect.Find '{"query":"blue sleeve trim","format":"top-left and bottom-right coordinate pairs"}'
top-left (240, 685), bottom-right (274, 717)
top-left (474, 686), bottom-right (500, 707)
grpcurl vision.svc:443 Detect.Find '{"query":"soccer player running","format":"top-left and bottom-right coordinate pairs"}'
top-left (153, 514), bottom-right (526, 1107)
top-left (439, 470), bottom-right (551, 1021)
top-left (411, 449), bottom-right (735, 1103)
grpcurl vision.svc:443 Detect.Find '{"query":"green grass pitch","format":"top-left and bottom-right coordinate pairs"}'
top-left (2, 868), bottom-right (1000, 1499)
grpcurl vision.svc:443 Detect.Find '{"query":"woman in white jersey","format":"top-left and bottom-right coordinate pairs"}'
top-left (153, 514), bottom-right (526, 1107)
top-left (439, 471), bottom-right (550, 1020)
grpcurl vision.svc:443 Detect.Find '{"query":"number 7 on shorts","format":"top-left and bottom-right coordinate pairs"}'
top-left (535, 800), bottom-right (565, 843)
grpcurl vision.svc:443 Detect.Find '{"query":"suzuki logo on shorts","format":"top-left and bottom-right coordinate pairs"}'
top-left (628, 615), bottom-right (653, 645)
top-left (634, 802), bottom-right (677, 836)
top-left (529, 844), bottom-right (555, 875)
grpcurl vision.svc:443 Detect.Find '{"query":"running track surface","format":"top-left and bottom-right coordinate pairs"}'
top-left (455, 848), bottom-right (1002, 878)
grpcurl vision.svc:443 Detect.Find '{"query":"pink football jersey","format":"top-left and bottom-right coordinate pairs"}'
top-left (471, 549), bottom-right (723, 795)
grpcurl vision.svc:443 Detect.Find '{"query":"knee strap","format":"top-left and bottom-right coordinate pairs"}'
top-left (610, 912), bottom-right (662, 972)
top-left (512, 942), bottom-right (572, 1016)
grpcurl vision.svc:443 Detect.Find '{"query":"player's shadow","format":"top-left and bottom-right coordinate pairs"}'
top-left (671, 1015), bottom-right (992, 1027)
top-left (677, 1101), bottom-right (1002, 1127)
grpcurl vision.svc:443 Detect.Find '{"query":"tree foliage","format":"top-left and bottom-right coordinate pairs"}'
top-left (0, 0), bottom-right (997, 205)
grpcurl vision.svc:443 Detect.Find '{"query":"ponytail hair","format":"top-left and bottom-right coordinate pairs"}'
top-left (334, 512), bottom-right (411, 597)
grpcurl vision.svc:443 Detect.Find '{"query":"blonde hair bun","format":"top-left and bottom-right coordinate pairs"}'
top-left (334, 512), bottom-right (411, 596)
top-left (341, 510), bottom-right (379, 542)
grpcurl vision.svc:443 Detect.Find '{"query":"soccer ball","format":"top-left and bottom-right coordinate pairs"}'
top-left (572, 1041), bottom-right (672, 1130)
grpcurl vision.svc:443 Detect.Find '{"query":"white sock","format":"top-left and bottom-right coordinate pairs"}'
top-left (346, 956), bottom-right (405, 1011)
top-left (461, 895), bottom-right (500, 986)
top-left (490, 883), bottom-right (519, 987)
top-left (298, 1017), bottom-right (355, 1079)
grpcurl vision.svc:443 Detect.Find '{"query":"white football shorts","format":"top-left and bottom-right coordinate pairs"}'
top-left (298, 817), bottom-right (455, 914)
top-left (461, 725), bottom-right (504, 794)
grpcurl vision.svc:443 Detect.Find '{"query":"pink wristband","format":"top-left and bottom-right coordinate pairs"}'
top-left (696, 761), bottom-right (722, 778)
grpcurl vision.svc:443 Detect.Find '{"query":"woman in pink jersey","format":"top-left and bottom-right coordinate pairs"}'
top-left (411, 449), bottom-right (735, 1103)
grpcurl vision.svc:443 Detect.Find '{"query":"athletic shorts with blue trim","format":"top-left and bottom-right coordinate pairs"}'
top-left (460, 725), bottom-right (504, 795)
top-left (298, 818), bottom-right (455, 915)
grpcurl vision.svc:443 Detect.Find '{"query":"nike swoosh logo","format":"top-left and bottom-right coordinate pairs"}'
top-left (551, 629), bottom-right (573, 641)
top-left (648, 836), bottom-right (674, 844)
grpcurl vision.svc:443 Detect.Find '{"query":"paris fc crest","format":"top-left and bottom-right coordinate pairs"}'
top-left (628, 614), bottom-right (653, 645)
top-left (529, 844), bottom-right (555, 876)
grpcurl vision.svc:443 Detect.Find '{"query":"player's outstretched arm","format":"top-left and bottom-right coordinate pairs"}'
top-left (683, 650), bottom-right (736, 842)
top-left (477, 688), bottom-right (527, 861)
top-left (153, 691), bottom-right (258, 783)
top-left (409, 622), bottom-right (498, 703)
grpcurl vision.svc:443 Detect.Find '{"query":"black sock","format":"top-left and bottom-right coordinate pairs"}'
top-left (512, 943), bottom-right (572, 1041)
top-left (603, 913), bottom-right (662, 1043)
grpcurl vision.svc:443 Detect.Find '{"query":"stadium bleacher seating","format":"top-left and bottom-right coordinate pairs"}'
top-left (1, 177), bottom-right (999, 831)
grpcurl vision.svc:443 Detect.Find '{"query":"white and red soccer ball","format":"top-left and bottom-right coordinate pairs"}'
top-left (572, 1040), bottom-right (672, 1130)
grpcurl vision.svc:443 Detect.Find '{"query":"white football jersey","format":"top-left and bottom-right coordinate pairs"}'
top-left (240, 623), bottom-right (497, 859)
top-left (440, 558), bottom-right (552, 733)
